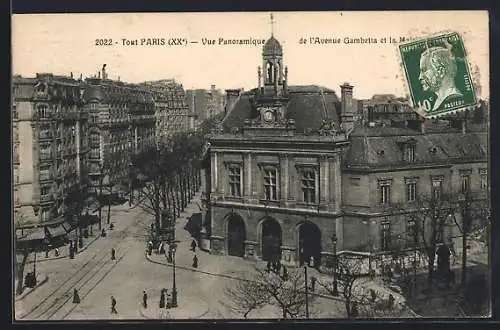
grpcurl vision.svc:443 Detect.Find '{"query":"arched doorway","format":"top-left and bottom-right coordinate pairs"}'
top-left (298, 222), bottom-right (322, 268)
top-left (227, 214), bottom-right (246, 257)
top-left (261, 217), bottom-right (282, 262)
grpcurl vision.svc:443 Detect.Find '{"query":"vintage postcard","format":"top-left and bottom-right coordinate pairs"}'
top-left (12, 11), bottom-right (490, 321)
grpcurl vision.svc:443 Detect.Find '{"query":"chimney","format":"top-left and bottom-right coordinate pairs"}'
top-left (225, 89), bottom-right (241, 114)
top-left (211, 84), bottom-right (216, 91)
top-left (258, 66), bottom-right (262, 93)
top-left (102, 64), bottom-right (107, 80)
top-left (340, 82), bottom-right (355, 133)
top-left (70, 72), bottom-right (73, 79)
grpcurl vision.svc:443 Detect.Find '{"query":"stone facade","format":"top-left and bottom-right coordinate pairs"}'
top-left (203, 32), bottom-right (490, 268)
top-left (13, 73), bottom-right (88, 227)
top-left (204, 34), bottom-right (353, 269)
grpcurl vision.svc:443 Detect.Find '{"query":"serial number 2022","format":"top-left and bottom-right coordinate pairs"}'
top-left (95, 39), bottom-right (114, 46)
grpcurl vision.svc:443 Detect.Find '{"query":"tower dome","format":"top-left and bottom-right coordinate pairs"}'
top-left (263, 36), bottom-right (283, 56)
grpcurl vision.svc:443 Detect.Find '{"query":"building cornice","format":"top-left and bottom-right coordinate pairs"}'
top-left (342, 159), bottom-right (487, 173)
top-left (210, 199), bottom-right (342, 218)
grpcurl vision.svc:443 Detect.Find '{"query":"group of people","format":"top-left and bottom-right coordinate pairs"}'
top-left (142, 288), bottom-right (176, 310)
top-left (148, 238), bottom-right (200, 269)
top-left (266, 260), bottom-right (288, 281)
top-left (68, 239), bottom-right (82, 259)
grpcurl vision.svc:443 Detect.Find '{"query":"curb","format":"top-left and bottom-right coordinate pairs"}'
top-left (145, 253), bottom-right (347, 303)
top-left (145, 253), bottom-right (421, 317)
top-left (28, 233), bottom-right (101, 264)
top-left (15, 274), bottom-right (49, 301)
top-left (138, 302), bottom-right (210, 320)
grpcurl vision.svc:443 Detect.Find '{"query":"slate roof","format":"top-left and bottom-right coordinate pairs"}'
top-left (222, 85), bottom-right (340, 133)
top-left (263, 36), bottom-right (283, 56)
top-left (345, 126), bottom-right (487, 167)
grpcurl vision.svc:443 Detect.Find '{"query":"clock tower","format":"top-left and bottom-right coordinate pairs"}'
top-left (243, 14), bottom-right (292, 136)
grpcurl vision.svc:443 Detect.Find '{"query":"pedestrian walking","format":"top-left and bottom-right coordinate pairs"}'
top-left (369, 289), bottom-right (377, 303)
top-left (159, 289), bottom-right (166, 308)
top-left (159, 241), bottom-right (165, 254)
top-left (191, 239), bottom-right (197, 252)
top-left (147, 241), bottom-right (153, 256)
top-left (310, 276), bottom-right (317, 292)
top-left (192, 254), bottom-right (198, 268)
top-left (142, 290), bottom-right (148, 309)
top-left (72, 289), bottom-right (80, 304)
top-left (351, 301), bottom-right (359, 318)
top-left (388, 294), bottom-right (395, 309)
top-left (282, 265), bottom-right (288, 281)
top-left (101, 228), bottom-right (106, 237)
top-left (73, 240), bottom-right (78, 253)
top-left (110, 296), bottom-right (118, 314)
top-left (69, 242), bottom-right (74, 259)
top-left (276, 260), bottom-right (282, 274)
top-left (111, 248), bottom-right (116, 261)
top-left (266, 261), bottom-right (272, 273)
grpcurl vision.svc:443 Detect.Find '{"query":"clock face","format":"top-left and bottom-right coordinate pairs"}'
top-left (262, 109), bottom-right (275, 122)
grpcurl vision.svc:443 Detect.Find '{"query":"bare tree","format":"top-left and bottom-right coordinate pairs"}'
top-left (317, 256), bottom-right (410, 318)
top-left (223, 277), bottom-right (269, 318)
top-left (94, 154), bottom-right (120, 229)
top-left (223, 266), bottom-right (313, 319)
top-left (448, 191), bottom-right (490, 286)
top-left (402, 194), bottom-right (453, 287)
top-left (317, 256), bottom-right (366, 318)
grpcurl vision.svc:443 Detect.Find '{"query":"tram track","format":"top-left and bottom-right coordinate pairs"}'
top-left (18, 209), bottom-right (148, 320)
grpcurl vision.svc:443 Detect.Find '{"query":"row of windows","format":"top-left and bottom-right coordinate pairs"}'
top-left (377, 170), bottom-right (487, 205)
top-left (226, 164), bottom-right (318, 205)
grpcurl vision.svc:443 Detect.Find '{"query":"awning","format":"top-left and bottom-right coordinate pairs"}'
top-left (16, 227), bottom-right (46, 242)
top-left (79, 214), bottom-right (99, 226)
top-left (15, 216), bottom-right (67, 230)
top-left (46, 222), bottom-right (71, 238)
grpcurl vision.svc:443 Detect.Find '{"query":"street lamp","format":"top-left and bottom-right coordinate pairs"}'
top-left (128, 162), bottom-right (133, 207)
top-left (304, 265), bottom-right (309, 319)
top-left (331, 234), bottom-right (339, 296)
top-left (457, 192), bottom-right (471, 287)
top-left (171, 242), bottom-right (178, 307)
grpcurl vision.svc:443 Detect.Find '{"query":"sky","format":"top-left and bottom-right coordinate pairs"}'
top-left (12, 11), bottom-right (489, 100)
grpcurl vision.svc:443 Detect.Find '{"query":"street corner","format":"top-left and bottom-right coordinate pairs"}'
top-left (139, 294), bottom-right (210, 319)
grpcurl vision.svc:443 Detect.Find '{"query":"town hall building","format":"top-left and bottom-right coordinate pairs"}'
top-left (202, 28), bottom-right (488, 269)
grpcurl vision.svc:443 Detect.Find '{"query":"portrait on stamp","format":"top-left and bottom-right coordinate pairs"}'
top-left (399, 32), bottom-right (477, 117)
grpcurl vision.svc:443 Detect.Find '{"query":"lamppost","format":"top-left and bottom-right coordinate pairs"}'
top-left (128, 162), bottom-right (134, 207)
top-left (304, 265), bottom-right (309, 318)
top-left (331, 234), bottom-right (339, 296)
top-left (457, 192), bottom-right (471, 287)
top-left (170, 242), bottom-right (178, 307)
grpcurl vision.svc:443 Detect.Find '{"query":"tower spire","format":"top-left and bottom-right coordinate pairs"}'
top-left (270, 13), bottom-right (275, 37)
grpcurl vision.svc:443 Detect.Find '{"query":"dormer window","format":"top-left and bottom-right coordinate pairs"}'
top-left (398, 138), bottom-right (417, 163)
top-left (405, 144), bottom-right (415, 162)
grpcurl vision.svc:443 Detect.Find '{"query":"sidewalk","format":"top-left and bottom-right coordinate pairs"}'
top-left (30, 233), bottom-right (101, 264)
top-left (138, 295), bottom-right (210, 319)
top-left (14, 272), bottom-right (49, 302)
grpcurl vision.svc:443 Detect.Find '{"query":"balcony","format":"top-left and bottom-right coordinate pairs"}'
top-left (39, 132), bottom-right (53, 141)
top-left (39, 153), bottom-right (53, 162)
top-left (40, 194), bottom-right (53, 203)
top-left (39, 173), bottom-right (52, 182)
top-left (33, 91), bottom-right (50, 100)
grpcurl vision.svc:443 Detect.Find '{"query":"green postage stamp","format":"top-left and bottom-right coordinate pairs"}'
top-left (399, 32), bottom-right (478, 118)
